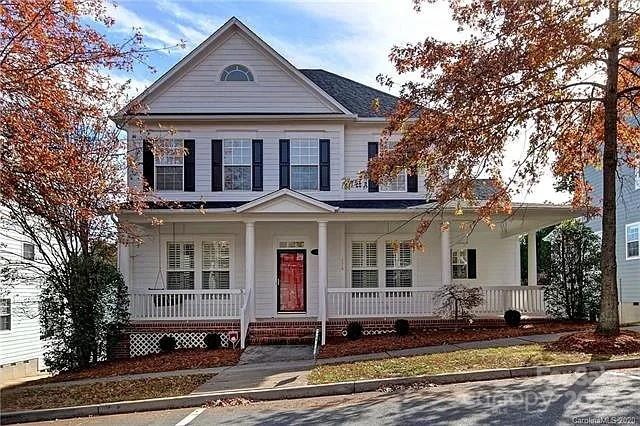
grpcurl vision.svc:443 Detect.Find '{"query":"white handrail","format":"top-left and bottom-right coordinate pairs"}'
top-left (129, 288), bottom-right (243, 320)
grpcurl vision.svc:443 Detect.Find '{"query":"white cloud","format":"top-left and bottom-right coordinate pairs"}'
top-left (105, 2), bottom-right (183, 49)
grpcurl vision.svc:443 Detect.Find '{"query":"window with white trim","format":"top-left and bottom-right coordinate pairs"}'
top-left (167, 242), bottom-right (194, 289)
top-left (627, 223), bottom-right (640, 259)
top-left (385, 241), bottom-right (412, 287)
top-left (202, 241), bottom-right (230, 289)
top-left (452, 248), bottom-right (469, 279)
top-left (290, 138), bottom-right (319, 190)
top-left (155, 139), bottom-right (184, 191)
top-left (351, 241), bottom-right (378, 288)
top-left (223, 139), bottom-right (251, 191)
top-left (635, 166), bottom-right (640, 190)
top-left (221, 64), bottom-right (254, 81)
top-left (379, 140), bottom-right (406, 192)
top-left (0, 299), bottom-right (10, 331)
top-left (22, 242), bottom-right (35, 261)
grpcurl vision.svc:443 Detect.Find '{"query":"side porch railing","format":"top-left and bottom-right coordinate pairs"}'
top-left (327, 285), bottom-right (546, 319)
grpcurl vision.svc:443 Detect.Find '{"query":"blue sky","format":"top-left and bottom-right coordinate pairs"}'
top-left (99, 0), bottom-right (566, 204)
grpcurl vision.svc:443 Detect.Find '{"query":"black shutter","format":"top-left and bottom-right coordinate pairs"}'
top-left (142, 140), bottom-right (154, 191)
top-left (319, 139), bottom-right (330, 191)
top-left (467, 249), bottom-right (477, 279)
top-left (252, 139), bottom-right (263, 191)
top-left (211, 139), bottom-right (223, 192)
top-left (407, 167), bottom-right (418, 192)
top-left (367, 142), bottom-right (379, 192)
top-left (279, 139), bottom-right (290, 189)
top-left (184, 139), bottom-right (195, 192)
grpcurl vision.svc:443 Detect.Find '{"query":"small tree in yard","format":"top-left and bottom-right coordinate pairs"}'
top-left (357, 0), bottom-right (640, 337)
top-left (545, 220), bottom-right (601, 321)
top-left (435, 283), bottom-right (483, 320)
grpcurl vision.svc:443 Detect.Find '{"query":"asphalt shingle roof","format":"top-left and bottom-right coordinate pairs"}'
top-left (299, 69), bottom-right (399, 118)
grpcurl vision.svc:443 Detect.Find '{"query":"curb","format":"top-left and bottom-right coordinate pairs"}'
top-left (3, 358), bottom-right (640, 424)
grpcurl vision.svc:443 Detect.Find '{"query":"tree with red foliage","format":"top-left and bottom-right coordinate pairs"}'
top-left (365, 0), bottom-right (640, 336)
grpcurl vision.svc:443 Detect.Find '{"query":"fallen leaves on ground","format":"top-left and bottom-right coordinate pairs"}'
top-left (378, 382), bottom-right (438, 393)
top-left (206, 397), bottom-right (254, 407)
top-left (546, 330), bottom-right (640, 355)
top-left (1, 374), bottom-right (214, 412)
top-left (309, 344), bottom-right (640, 384)
top-left (319, 322), bottom-right (593, 358)
top-left (32, 348), bottom-right (241, 385)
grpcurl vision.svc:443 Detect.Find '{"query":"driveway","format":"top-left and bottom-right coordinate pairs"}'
top-left (23, 367), bottom-right (640, 425)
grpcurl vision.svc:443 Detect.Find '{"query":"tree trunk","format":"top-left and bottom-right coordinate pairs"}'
top-left (597, 0), bottom-right (621, 335)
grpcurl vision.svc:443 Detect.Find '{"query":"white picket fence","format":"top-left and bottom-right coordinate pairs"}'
top-left (327, 286), bottom-right (546, 318)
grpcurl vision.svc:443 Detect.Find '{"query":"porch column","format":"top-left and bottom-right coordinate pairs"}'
top-left (245, 221), bottom-right (256, 321)
top-left (527, 231), bottom-right (537, 286)
top-left (441, 221), bottom-right (451, 286)
top-left (318, 220), bottom-right (328, 345)
top-left (118, 242), bottom-right (130, 288)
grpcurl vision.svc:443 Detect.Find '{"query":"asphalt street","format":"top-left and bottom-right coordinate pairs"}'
top-left (20, 368), bottom-right (640, 425)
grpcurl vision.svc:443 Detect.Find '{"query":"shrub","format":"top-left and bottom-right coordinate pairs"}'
top-left (204, 333), bottom-right (222, 350)
top-left (435, 283), bottom-right (484, 320)
top-left (394, 319), bottom-right (410, 336)
top-left (158, 335), bottom-right (177, 352)
top-left (346, 322), bottom-right (363, 340)
top-left (504, 310), bottom-right (522, 326)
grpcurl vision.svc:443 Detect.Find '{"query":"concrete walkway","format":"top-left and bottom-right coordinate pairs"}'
top-left (193, 345), bottom-right (315, 393)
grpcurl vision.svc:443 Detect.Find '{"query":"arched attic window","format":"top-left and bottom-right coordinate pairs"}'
top-left (221, 64), bottom-right (254, 82)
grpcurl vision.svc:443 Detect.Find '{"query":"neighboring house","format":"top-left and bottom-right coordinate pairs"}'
top-left (586, 164), bottom-right (640, 324)
top-left (0, 211), bottom-right (44, 383)
top-left (113, 17), bottom-right (578, 356)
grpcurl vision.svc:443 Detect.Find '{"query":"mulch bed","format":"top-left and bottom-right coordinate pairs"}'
top-left (35, 348), bottom-right (242, 385)
top-left (546, 330), bottom-right (640, 355)
top-left (319, 321), bottom-right (594, 359)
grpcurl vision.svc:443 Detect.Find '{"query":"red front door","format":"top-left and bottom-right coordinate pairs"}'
top-left (277, 250), bottom-right (306, 312)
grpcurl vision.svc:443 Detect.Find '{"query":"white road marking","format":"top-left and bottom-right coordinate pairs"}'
top-left (606, 371), bottom-right (640, 381)
top-left (175, 407), bottom-right (206, 426)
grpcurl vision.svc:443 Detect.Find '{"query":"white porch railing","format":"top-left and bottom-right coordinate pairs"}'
top-left (327, 286), bottom-right (546, 318)
top-left (129, 289), bottom-right (244, 320)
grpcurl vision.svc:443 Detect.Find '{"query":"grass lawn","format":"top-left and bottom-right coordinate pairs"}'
top-left (0, 374), bottom-right (214, 412)
top-left (308, 344), bottom-right (639, 384)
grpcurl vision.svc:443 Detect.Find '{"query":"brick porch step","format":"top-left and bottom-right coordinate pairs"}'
top-left (247, 321), bottom-right (319, 345)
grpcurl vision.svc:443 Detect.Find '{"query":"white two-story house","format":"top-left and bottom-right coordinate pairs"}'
top-left (114, 18), bottom-right (578, 356)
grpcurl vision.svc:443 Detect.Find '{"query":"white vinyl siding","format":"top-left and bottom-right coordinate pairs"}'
top-left (636, 166), bottom-right (640, 190)
top-left (167, 241), bottom-right (195, 289)
top-left (223, 139), bottom-right (251, 191)
top-left (627, 223), bottom-right (640, 260)
top-left (202, 241), bottom-right (231, 289)
top-left (0, 299), bottom-right (10, 331)
top-left (146, 31), bottom-right (338, 114)
top-left (385, 241), bottom-right (412, 287)
top-left (290, 138), bottom-right (319, 191)
top-left (155, 139), bottom-right (184, 191)
top-left (351, 241), bottom-right (378, 288)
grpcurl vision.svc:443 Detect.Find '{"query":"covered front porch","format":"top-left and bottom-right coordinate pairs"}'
top-left (119, 190), bottom-right (577, 348)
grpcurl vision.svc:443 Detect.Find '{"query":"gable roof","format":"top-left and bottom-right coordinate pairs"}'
top-left (115, 17), bottom-right (352, 118)
top-left (299, 69), bottom-right (399, 118)
top-left (234, 189), bottom-right (338, 213)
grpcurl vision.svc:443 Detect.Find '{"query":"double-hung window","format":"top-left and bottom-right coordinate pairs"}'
top-left (290, 138), bottom-right (319, 190)
top-left (627, 223), bottom-right (640, 259)
top-left (223, 139), bottom-right (251, 191)
top-left (0, 299), bottom-right (10, 331)
top-left (379, 140), bottom-right (407, 192)
top-left (385, 241), bottom-right (412, 287)
top-left (202, 241), bottom-right (231, 289)
top-left (167, 242), bottom-right (195, 289)
top-left (351, 241), bottom-right (378, 289)
top-left (452, 249), bottom-right (469, 279)
top-left (155, 139), bottom-right (184, 191)
top-left (23, 242), bottom-right (35, 261)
